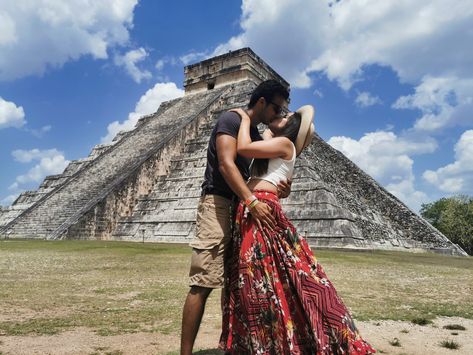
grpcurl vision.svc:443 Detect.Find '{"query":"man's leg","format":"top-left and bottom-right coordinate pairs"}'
top-left (180, 286), bottom-right (212, 355)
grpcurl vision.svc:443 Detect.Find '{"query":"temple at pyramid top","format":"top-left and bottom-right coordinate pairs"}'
top-left (184, 48), bottom-right (289, 94)
top-left (0, 48), bottom-right (467, 256)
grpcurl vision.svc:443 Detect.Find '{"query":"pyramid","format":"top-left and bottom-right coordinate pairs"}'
top-left (0, 48), bottom-right (466, 256)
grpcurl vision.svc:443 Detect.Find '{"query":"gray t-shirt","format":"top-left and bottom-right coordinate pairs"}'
top-left (201, 111), bottom-right (262, 200)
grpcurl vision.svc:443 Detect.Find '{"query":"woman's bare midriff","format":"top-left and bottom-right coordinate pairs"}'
top-left (247, 178), bottom-right (279, 194)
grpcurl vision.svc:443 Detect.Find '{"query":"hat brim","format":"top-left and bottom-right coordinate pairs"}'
top-left (295, 105), bottom-right (315, 156)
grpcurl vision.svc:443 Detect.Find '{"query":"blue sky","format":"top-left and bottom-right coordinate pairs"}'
top-left (1, 0), bottom-right (472, 212)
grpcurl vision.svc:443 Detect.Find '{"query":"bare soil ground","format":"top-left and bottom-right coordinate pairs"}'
top-left (1, 241), bottom-right (472, 354)
top-left (1, 317), bottom-right (472, 354)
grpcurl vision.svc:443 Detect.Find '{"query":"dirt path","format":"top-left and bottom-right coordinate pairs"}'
top-left (1, 317), bottom-right (471, 354)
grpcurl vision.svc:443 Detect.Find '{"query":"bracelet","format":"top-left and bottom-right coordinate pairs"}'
top-left (248, 199), bottom-right (259, 209)
top-left (244, 195), bottom-right (257, 207)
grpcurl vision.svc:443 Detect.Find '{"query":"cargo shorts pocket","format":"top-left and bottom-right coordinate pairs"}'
top-left (189, 195), bottom-right (231, 250)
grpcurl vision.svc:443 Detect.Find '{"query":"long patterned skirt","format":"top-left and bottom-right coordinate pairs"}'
top-left (219, 190), bottom-right (375, 354)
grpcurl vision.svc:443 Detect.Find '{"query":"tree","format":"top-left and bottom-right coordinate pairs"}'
top-left (420, 195), bottom-right (473, 255)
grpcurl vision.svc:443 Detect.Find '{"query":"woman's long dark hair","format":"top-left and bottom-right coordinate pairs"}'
top-left (251, 112), bottom-right (302, 177)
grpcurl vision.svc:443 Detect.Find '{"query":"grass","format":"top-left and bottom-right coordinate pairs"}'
top-left (443, 324), bottom-right (466, 330)
top-left (440, 340), bottom-right (460, 350)
top-left (411, 317), bottom-right (433, 326)
top-left (0, 240), bottom-right (472, 338)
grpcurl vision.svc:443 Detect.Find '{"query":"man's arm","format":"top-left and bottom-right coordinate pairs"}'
top-left (216, 133), bottom-right (276, 229)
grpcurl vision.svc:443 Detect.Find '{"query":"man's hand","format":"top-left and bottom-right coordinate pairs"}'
top-left (277, 179), bottom-right (292, 199)
top-left (249, 201), bottom-right (276, 231)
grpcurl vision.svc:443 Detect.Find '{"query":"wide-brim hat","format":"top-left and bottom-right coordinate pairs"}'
top-left (295, 105), bottom-right (315, 156)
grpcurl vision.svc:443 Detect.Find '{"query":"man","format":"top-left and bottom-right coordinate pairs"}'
top-left (180, 80), bottom-right (290, 354)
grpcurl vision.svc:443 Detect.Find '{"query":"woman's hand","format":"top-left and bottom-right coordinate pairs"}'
top-left (277, 179), bottom-right (292, 199)
top-left (230, 108), bottom-right (250, 122)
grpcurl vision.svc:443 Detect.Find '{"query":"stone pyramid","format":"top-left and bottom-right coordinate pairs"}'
top-left (0, 48), bottom-right (466, 256)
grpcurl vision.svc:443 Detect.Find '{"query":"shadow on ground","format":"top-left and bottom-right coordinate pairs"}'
top-left (194, 350), bottom-right (224, 355)
top-left (166, 349), bottom-right (224, 355)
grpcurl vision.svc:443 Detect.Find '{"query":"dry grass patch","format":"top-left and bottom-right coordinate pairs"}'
top-left (0, 240), bottom-right (472, 339)
top-left (440, 339), bottom-right (461, 350)
top-left (443, 324), bottom-right (466, 331)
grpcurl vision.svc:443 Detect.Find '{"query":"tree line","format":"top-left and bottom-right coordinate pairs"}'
top-left (420, 195), bottom-right (473, 255)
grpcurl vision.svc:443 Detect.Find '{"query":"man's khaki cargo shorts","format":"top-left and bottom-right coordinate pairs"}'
top-left (188, 194), bottom-right (233, 289)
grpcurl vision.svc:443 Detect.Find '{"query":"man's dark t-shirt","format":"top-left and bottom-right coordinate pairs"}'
top-left (202, 111), bottom-right (262, 200)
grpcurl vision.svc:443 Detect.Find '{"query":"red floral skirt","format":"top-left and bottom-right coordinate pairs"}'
top-left (219, 190), bottom-right (375, 354)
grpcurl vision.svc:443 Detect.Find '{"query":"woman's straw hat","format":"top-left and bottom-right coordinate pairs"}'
top-left (295, 105), bottom-right (315, 156)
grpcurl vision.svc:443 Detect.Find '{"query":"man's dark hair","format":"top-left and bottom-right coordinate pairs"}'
top-left (251, 112), bottom-right (302, 176)
top-left (248, 80), bottom-right (290, 108)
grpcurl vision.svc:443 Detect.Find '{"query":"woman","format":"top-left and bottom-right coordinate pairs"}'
top-left (219, 106), bottom-right (375, 354)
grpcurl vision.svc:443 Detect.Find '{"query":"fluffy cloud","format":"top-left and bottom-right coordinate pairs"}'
top-left (0, 194), bottom-right (19, 206)
top-left (212, 0), bottom-right (473, 210)
top-left (423, 130), bottom-right (473, 194)
top-left (393, 76), bottom-right (473, 132)
top-left (328, 131), bottom-right (437, 211)
top-left (0, 97), bottom-right (25, 129)
top-left (12, 148), bottom-right (61, 163)
top-left (355, 91), bottom-right (382, 108)
top-left (9, 148), bottom-right (69, 186)
top-left (0, 0), bottom-right (138, 80)
top-left (27, 125), bottom-right (52, 138)
top-left (101, 82), bottom-right (184, 143)
top-left (114, 47), bottom-right (152, 83)
top-left (179, 51), bottom-right (210, 66)
top-left (214, 1), bottom-right (473, 91)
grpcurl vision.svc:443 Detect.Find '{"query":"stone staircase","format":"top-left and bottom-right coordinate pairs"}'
top-left (113, 80), bottom-right (366, 248)
top-left (0, 87), bottom-right (227, 239)
top-left (0, 143), bottom-right (114, 228)
top-left (1, 47), bottom-right (466, 256)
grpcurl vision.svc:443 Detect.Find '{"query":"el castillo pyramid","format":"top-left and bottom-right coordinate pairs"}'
top-left (0, 48), bottom-right (466, 256)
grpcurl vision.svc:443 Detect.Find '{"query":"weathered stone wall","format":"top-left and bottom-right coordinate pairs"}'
top-left (1, 47), bottom-right (465, 256)
top-left (113, 81), bottom-right (258, 242)
top-left (184, 47), bottom-right (289, 94)
top-left (303, 135), bottom-right (466, 255)
top-left (64, 89), bottom-right (230, 240)
top-left (0, 142), bottom-right (115, 228)
top-left (0, 88), bottom-right (226, 239)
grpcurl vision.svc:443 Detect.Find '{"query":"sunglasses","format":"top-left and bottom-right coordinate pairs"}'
top-left (269, 101), bottom-right (289, 117)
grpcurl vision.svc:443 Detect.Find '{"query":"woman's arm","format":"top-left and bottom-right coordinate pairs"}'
top-left (262, 129), bottom-right (274, 140)
top-left (234, 109), bottom-right (292, 159)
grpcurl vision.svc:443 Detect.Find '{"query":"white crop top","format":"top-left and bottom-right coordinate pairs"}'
top-left (251, 144), bottom-right (296, 186)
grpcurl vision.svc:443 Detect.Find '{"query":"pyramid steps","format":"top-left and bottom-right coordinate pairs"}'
top-left (113, 80), bottom-right (365, 248)
top-left (1, 87), bottom-right (228, 239)
top-left (1, 47), bottom-right (465, 255)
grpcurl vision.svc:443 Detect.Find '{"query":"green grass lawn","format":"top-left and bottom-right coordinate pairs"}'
top-left (0, 240), bottom-right (472, 337)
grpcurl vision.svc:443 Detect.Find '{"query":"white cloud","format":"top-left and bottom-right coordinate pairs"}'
top-left (355, 91), bottom-right (382, 108)
top-left (328, 131), bottom-right (436, 211)
top-left (393, 76), bottom-right (473, 132)
top-left (155, 56), bottom-right (178, 70)
top-left (101, 82), bottom-right (184, 143)
top-left (313, 89), bottom-right (324, 98)
top-left (114, 47), bottom-right (152, 83)
top-left (0, 11), bottom-right (17, 45)
top-left (0, 194), bottom-right (19, 206)
top-left (385, 177), bottom-right (429, 213)
top-left (12, 148), bottom-right (62, 163)
top-left (155, 59), bottom-right (165, 71)
top-left (423, 130), bottom-right (473, 194)
top-left (179, 51), bottom-right (210, 65)
top-left (0, 97), bottom-right (25, 129)
top-left (0, 0), bottom-right (138, 80)
top-left (8, 148), bottom-right (69, 190)
top-left (27, 125), bottom-right (52, 138)
top-left (214, 1), bottom-right (473, 90)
